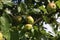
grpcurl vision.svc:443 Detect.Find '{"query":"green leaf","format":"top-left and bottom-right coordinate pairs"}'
top-left (42, 16), bottom-right (50, 23)
top-left (0, 3), bottom-right (3, 9)
top-left (55, 0), bottom-right (60, 8)
top-left (40, 30), bottom-right (46, 35)
top-left (20, 3), bottom-right (27, 13)
top-left (10, 30), bottom-right (19, 40)
top-left (35, 0), bottom-right (40, 2)
top-left (39, 5), bottom-right (47, 14)
top-left (34, 26), bottom-right (38, 31)
top-left (17, 6), bottom-right (21, 13)
top-left (0, 13), bottom-right (10, 40)
top-left (2, 0), bottom-right (13, 7)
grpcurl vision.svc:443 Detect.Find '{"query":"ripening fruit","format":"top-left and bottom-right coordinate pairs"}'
top-left (26, 16), bottom-right (34, 24)
top-left (15, 16), bottom-right (22, 22)
top-left (47, 1), bottom-right (56, 9)
top-left (25, 24), bottom-right (33, 30)
top-left (0, 32), bottom-right (3, 40)
top-left (47, 1), bottom-right (56, 12)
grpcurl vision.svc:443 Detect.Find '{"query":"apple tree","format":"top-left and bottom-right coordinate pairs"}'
top-left (0, 0), bottom-right (60, 40)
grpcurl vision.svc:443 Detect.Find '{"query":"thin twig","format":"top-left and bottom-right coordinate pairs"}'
top-left (33, 18), bottom-right (42, 25)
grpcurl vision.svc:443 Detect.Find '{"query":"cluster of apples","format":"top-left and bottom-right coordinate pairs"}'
top-left (15, 16), bottom-right (34, 30)
top-left (24, 16), bottom-right (34, 30)
top-left (13, 1), bottom-right (56, 30)
top-left (24, 1), bottom-right (56, 30)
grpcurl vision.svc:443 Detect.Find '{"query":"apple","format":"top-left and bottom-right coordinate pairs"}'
top-left (26, 16), bottom-right (34, 24)
top-left (0, 32), bottom-right (3, 40)
top-left (15, 16), bottom-right (22, 22)
top-left (47, 1), bottom-right (56, 9)
top-left (25, 24), bottom-right (33, 30)
top-left (47, 1), bottom-right (56, 12)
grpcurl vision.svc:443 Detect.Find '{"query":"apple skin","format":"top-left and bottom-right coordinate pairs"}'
top-left (0, 32), bottom-right (3, 40)
top-left (48, 2), bottom-right (56, 9)
top-left (26, 16), bottom-right (34, 24)
top-left (15, 16), bottom-right (22, 23)
top-left (47, 2), bottom-right (56, 12)
top-left (24, 24), bottom-right (33, 30)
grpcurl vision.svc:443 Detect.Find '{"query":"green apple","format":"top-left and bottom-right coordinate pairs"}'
top-left (26, 16), bottom-right (34, 24)
top-left (15, 16), bottom-right (22, 22)
top-left (25, 24), bottom-right (33, 30)
top-left (0, 32), bottom-right (3, 40)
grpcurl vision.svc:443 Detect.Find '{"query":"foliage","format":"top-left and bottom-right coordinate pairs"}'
top-left (0, 0), bottom-right (60, 40)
